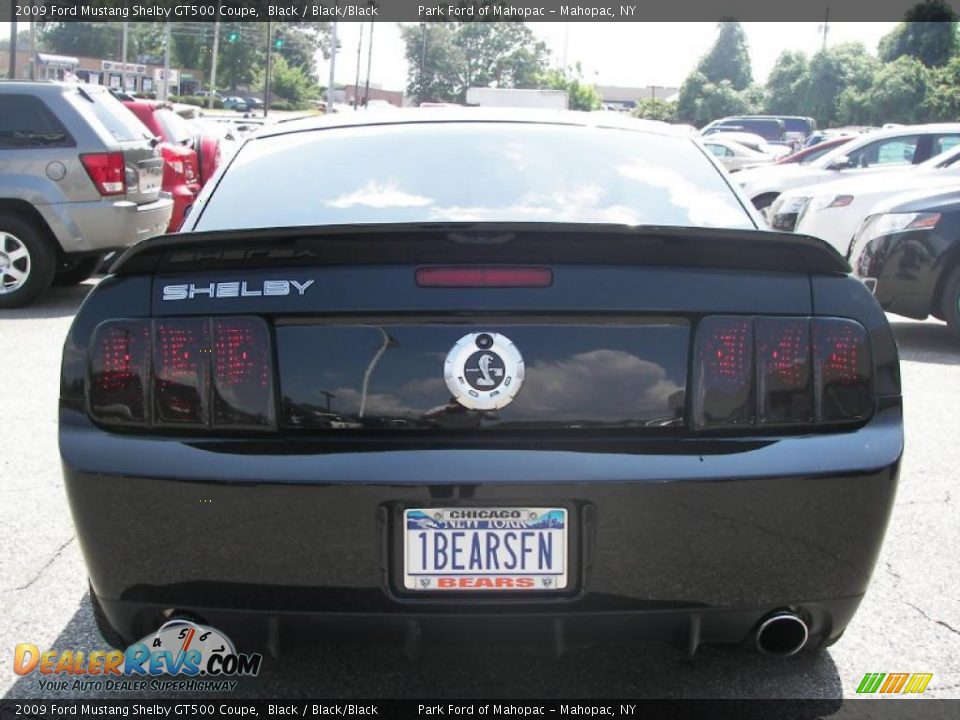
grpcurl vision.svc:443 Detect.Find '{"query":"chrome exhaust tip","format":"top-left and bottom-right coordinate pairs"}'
top-left (755, 611), bottom-right (809, 657)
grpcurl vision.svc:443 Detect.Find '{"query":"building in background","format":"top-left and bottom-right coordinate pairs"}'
top-left (596, 85), bottom-right (680, 111)
top-left (1, 50), bottom-right (204, 95)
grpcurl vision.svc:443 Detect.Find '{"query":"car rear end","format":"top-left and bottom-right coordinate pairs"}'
top-left (56, 85), bottom-right (172, 253)
top-left (60, 115), bottom-right (902, 656)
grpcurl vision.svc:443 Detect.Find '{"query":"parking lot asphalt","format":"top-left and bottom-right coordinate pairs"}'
top-left (1, 282), bottom-right (958, 700)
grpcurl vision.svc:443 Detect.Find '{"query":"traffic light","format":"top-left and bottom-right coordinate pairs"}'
top-left (274, 31), bottom-right (283, 50)
top-left (227, 30), bottom-right (239, 43)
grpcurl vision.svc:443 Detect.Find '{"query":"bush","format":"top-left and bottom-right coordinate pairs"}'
top-left (168, 95), bottom-right (224, 109)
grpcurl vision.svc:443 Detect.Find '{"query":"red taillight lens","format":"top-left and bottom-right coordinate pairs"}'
top-left (212, 318), bottom-right (275, 428)
top-left (756, 318), bottom-right (813, 425)
top-left (692, 317), bottom-right (754, 428)
top-left (90, 321), bottom-right (150, 423)
top-left (693, 316), bottom-right (873, 430)
top-left (154, 319), bottom-right (210, 426)
top-left (416, 267), bottom-right (553, 288)
top-left (80, 152), bottom-right (126, 196)
top-left (813, 318), bottom-right (873, 423)
top-left (88, 317), bottom-right (275, 431)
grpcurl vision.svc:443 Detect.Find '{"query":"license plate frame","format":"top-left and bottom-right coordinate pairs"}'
top-left (402, 506), bottom-right (569, 593)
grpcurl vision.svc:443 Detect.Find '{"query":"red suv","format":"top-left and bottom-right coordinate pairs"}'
top-left (122, 101), bottom-right (220, 231)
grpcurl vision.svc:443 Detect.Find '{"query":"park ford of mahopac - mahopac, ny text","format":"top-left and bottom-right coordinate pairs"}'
top-left (416, 5), bottom-right (638, 18)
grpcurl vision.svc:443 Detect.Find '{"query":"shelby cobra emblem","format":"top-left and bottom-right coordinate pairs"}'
top-left (444, 332), bottom-right (525, 411)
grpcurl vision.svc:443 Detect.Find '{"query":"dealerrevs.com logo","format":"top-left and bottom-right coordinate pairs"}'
top-left (14, 620), bottom-right (262, 693)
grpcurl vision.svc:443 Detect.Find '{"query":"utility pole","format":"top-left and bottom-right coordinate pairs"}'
top-left (363, 6), bottom-right (374, 107)
top-left (327, 21), bottom-right (338, 114)
top-left (353, 23), bottom-right (364, 108)
top-left (264, 21), bottom-right (271, 118)
top-left (28, 21), bottom-right (35, 80)
top-left (121, 22), bottom-right (129, 91)
top-left (162, 23), bottom-right (171, 101)
top-left (8, 11), bottom-right (17, 80)
top-left (418, 22), bottom-right (427, 106)
top-left (819, 9), bottom-right (830, 52)
top-left (209, 20), bottom-right (220, 109)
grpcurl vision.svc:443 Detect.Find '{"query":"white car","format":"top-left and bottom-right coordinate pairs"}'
top-left (771, 144), bottom-right (960, 255)
top-left (701, 138), bottom-right (778, 172)
top-left (735, 123), bottom-right (960, 214)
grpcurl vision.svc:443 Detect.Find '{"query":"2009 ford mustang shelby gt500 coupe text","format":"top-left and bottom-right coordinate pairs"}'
top-left (60, 111), bottom-right (902, 657)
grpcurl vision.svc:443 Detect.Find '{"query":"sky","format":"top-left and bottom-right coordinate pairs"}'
top-left (2, 21), bottom-right (898, 92)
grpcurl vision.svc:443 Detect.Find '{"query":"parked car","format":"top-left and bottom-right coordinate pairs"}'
top-left (702, 130), bottom-right (786, 157)
top-left (775, 135), bottom-right (854, 165)
top-left (242, 97), bottom-right (265, 112)
top-left (701, 137), bottom-right (777, 172)
top-left (850, 184), bottom-right (960, 336)
top-left (0, 81), bottom-right (172, 307)
top-left (773, 145), bottom-right (960, 254)
top-left (121, 100), bottom-right (208, 231)
top-left (736, 123), bottom-right (960, 214)
top-left (223, 96), bottom-right (248, 111)
top-left (62, 110), bottom-right (901, 658)
top-left (701, 117), bottom-right (786, 143)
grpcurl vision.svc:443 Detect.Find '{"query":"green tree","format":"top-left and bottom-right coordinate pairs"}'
top-left (878, 0), bottom-right (959, 68)
top-left (400, 21), bottom-right (550, 104)
top-left (675, 72), bottom-right (751, 126)
top-left (695, 20), bottom-right (752, 91)
top-left (401, 23), bottom-right (462, 103)
top-left (537, 64), bottom-right (601, 111)
top-left (865, 55), bottom-right (931, 124)
top-left (765, 51), bottom-right (810, 115)
top-left (254, 54), bottom-right (318, 108)
top-left (924, 54), bottom-right (960, 120)
top-left (37, 22), bottom-right (121, 59)
top-left (632, 97), bottom-right (678, 123)
top-left (805, 42), bottom-right (879, 127)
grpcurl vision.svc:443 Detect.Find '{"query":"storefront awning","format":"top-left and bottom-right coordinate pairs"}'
top-left (37, 53), bottom-right (79, 68)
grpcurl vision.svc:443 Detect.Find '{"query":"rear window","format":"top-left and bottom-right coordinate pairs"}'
top-left (0, 94), bottom-right (73, 148)
top-left (733, 120), bottom-right (784, 141)
top-left (71, 88), bottom-right (152, 142)
top-left (196, 122), bottom-right (754, 231)
top-left (155, 109), bottom-right (196, 145)
top-left (781, 118), bottom-right (813, 135)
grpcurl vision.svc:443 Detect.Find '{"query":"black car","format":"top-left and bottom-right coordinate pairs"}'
top-left (60, 110), bottom-right (902, 658)
top-left (850, 185), bottom-right (960, 336)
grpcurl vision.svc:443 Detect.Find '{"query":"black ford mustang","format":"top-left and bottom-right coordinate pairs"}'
top-left (60, 111), bottom-right (902, 658)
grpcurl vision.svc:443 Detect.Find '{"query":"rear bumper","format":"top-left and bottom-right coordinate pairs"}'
top-left (60, 405), bottom-right (902, 651)
top-left (39, 195), bottom-right (174, 253)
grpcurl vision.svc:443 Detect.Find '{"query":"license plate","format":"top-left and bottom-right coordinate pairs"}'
top-left (403, 507), bottom-right (568, 592)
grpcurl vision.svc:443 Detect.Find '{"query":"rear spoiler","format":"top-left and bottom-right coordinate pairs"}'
top-left (110, 223), bottom-right (850, 276)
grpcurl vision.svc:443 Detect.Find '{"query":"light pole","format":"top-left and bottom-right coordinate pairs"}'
top-left (363, 3), bottom-right (375, 107)
top-left (264, 21), bottom-right (272, 118)
top-left (353, 22), bottom-right (364, 109)
top-left (327, 21), bottom-right (338, 114)
top-left (209, 19), bottom-right (220, 110)
top-left (418, 22), bottom-right (427, 106)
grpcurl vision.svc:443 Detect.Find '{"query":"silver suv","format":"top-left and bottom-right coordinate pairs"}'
top-left (0, 82), bottom-right (173, 308)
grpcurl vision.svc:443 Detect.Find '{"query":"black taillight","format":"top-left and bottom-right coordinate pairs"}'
top-left (692, 317), bottom-right (754, 428)
top-left (89, 317), bottom-right (275, 432)
top-left (813, 318), bottom-right (873, 423)
top-left (212, 318), bottom-right (275, 428)
top-left (154, 319), bottom-right (210, 427)
top-left (692, 316), bottom-right (873, 431)
top-left (90, 321), bottom-right (150, 424)
top-left (756, 318), bottom-right (813, 425)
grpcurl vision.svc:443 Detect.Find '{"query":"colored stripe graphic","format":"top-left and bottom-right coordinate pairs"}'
top-left (856, 672), bottom-right (932, 694)
top-left (880, 673), bottom-right (909, 693)
top-left (903, 673), bottom-right (933, 694)
top-left (857, 673), bottom-right (885, 694)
